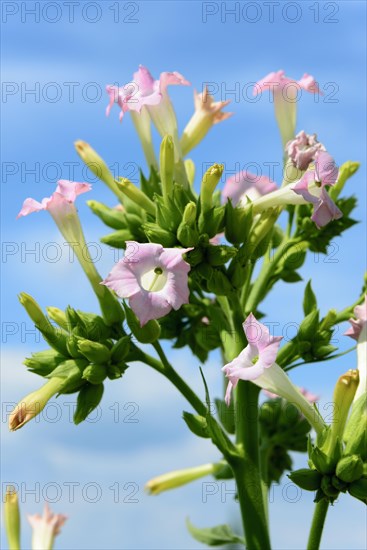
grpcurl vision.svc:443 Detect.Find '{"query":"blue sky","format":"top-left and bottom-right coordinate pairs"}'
top-left (1, 1), bottom-right (366, 548)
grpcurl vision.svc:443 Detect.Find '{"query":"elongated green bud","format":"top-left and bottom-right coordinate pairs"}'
top-left (288, 469), bottom-right (322, 491)
top-left (4, 486), bottom-right (20, 550)
top-left (200, 164), bottom-right (224, 211)
top-left (87, 200), bottom-right (127, 230)
top-left (160, 135), bottom-right (174, 202)
top-left (110, 336), bottom-right (131, 364)
top-left (124, 305), bottom-right (161, 343)
top-left (78, 340), bottom-right (111, 364)
top-left (183, 202), bottom-right (197, 225)
top-left (116, 178), bottom-right (156, 216)
top-left (145, 463), bottom-right (222, 495)
top-left (74, 383), bottom-right (104, 424)
top-left (82, 364), bottom-right (107, 385)
top-left (184, 159), bottom-right (195, 186)
top-left (46, 307), bottom-right (69, 330)
top-left (329, 161), bottom-right (360, 200)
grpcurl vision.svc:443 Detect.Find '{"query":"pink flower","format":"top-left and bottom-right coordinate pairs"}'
top-left (292, 151), bottom-right (342, 228)
top-left (286, 130), bottom-right (326, 171)
top-left (222, 171), bottom-right (278, 207)
top-left (106, 65), bottom-right (190, 121)
top-left (222, 313), bottom-right (283, 405)
top-left (102, 242), bottom-right (192, 326)
top-left (254, 70), bottom-right (321, 96)
top-left (345, 295), bottom-right (367, 341)
top-left (28, 503), bottom-right (67, 550)
top-left (17, 180), bottom-right (91, 220)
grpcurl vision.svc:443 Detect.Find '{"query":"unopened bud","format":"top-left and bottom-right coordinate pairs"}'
top-left (4, 486), bottom-right (20, 550)
top-left (200, 164), bottom-right (224, 212)
top-left (160, 135), bottom-right (174, 202)
top-left (145, 463), bottom-right (221, 495)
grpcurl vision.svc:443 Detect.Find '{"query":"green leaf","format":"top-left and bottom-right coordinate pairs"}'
top-left (74, 383), bottom-right (104, 425)
top-left (303, 281), bottom-right (317, 316)
top-left (186, 519), bottom-right (245, 547)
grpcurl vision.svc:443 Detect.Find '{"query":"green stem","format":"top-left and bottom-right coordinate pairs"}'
top-left (259, 444), bottom-right (270, 525)
top-left (142, 344), bottom-right (207, 417)
top-left (245, 237), bottom-right (302, 314)
top-left (307, 499), bottom-right (329, 550)
top-left (231, 382), bottom-right (271, 550)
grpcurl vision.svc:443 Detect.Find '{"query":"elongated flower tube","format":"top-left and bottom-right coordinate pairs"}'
top-left (17, 181), bottom-right (124, 325)
top-left (222, 171), bottom-right (277, 207)
top-left (8, 377), bottom-right (65, 431)
top-left (145, 462), bottom-right (222, 495)
top-left (4, 486), bottom-right (20, 550)
top-left (180, 87), bottom-right (232, 156)
top-left (102, 242), bottom-right (192, 326)
top-left (222, 314), bottom-right (325, 434)
top-left (243, 152), bottom-right (342, 228)
top-left (254, 70), bottom-right (321, 148)
top-left (28, 503), bottom-right (67, 550)
top-left (345, 295), bottom-right (367, 402)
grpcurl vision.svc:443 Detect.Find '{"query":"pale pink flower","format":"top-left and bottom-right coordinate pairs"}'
top-left (254, 70), bottom-right (321, 96)
top-left (28, 503), bottom-right (67, 550)
top-left (102, 242), bottom-right (192, 326)
top-left (292, 151), bottom-right (342, 227)
top-left (286, 130), bottom-right (326, 171)
top-left (345, 295), bottom-right (367, 341)
top-left (106, 65), bottom-right (190, 121)
top-left (222, 171), bottom-right (277, 207)
top-left (222, 313), bottom-right (283, 405)
top-left (17, 180), bottom-right (91, 220)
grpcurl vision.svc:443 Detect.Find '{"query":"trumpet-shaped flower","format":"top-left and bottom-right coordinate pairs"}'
top-left (254, 70), bottom-right (321, 147)
top-left (245, 151), bottom-right (342, 228)
top-left (102, 242), bottom-right (191, 326)
top-left (28, 503), bottom-right (67, 550)
top-left (292, 151), bottom-right (342, 227)
top-left (286, 130), bottom-right (326, 171)
top-left (222, 314), bottom-right (324, 433)
top-left (180, 87), bottom-right (232, 156)
top-left (345, 295), bottom-right (367, 402)
top-left (222, 171), bottom-right (277, 207)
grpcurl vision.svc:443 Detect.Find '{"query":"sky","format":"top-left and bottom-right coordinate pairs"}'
top-left (1, 1), bottom-right (366, 549)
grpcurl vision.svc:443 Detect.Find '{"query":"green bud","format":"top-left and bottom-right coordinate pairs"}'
top-left (249, 208), bottom-right (281, 253)
top-left (320, 309), bottom-right (338, 330)
top-left (311, 445), bottom-right (336, 475)
top-left (107, 363), bottom-right (128, 380)
top-left (313, 343), bottom-right (337, 359)
top-left (4, 486), bottom-right (20, 550)
top-left (47, 359), bottom-right (87, 393)
top-left (224, 200), bottom-right (253, 245)
top-left (185, 247), bottom-right (204, 267)
top-left (298, 310), bottom-right (319, 341)
top-left (74, 383), bottom-right (104, 424)
top-left (87, 200), bottom-right (126, 230)
top-left (184, 159), bottom-right (195, 186)
top-left (177, 222), bottom-right (199, 247)
top-left (46, 307), bottom-right (70, 330)
top-left (206, 244), bottom-right (237, 267)
top-left (329, 161), bottom-right (360, 201)
top-left (66, 335), bottom-right (84, 358)
top-left (332, 370), bottom-right (360, 441)
top-left (182, 411), bottom-right (209, 438)
top-left (145, 463), bottom-right (222, 495)
top-left (82, 364), bottom-right (108, 385)
top-left (198, 205), bottom-right (226, 237)
top-left (75, 140), bottom-right (115, 186)
top-left (283, 242), bottom-right (308, 270)
top-left (100, 229), bottom-right (134, 248)
top-left (321, 475), bottom-right (340, 499)
top-left (124, 304), bottom-right (161, 343)
top-left (288, 469), bottom-right (322, 491)
top-left (72, 310), bottom-right (113, 341)
top-left (116, 177), bottom-right (156, 216)
top-left (77, 340), bottom-right (111, 363)
top-left (183, 202), bottom-right (197, 225)
top-left (200, 164), bottom-right (224, 212)
top-left (110, 336), bottom-right (131, 364)
top-left (348, 477), bottom-right (367, 504)
top-left (24, 349), bottom-right (66, 377)
top-left (143, 222), bottom-right (177, 247)
top-left (336, 455), bottom-right (364, 483)
top-left (303, 281), bottom-right (317, 316)
top-left (160, 135), bottom-right (174, 202)
top-left (344, 393), bottom-right (367, 459)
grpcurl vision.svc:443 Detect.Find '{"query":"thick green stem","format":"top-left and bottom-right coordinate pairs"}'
top-left (307, 499), bottom-right (329, 550)
top-left (231, 382), bottom-right (271, 550)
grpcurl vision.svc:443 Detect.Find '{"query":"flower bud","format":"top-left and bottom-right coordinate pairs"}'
top-left (160, 135), bottom-right (174, 202)
top-left (329, 161), bottom-right (360, 201)
top-left (74, 140), bottom-right (119, 195)
top-left (348, 477), bottom-right (367, 504)
top-left (100, 229), bottom-right (134, 248)
top-left (145, 463), bottom-right (221, 495)
top-left (332, 370), bottom-right (360, 440)
top-left (344, 393), bottom-right (367, 459)
top-left (110, 335), bottom-right (131, 364)
top-left (46, 307), bottom-right (69, 331)
top-left (24, 349), bottom-right (66, 377)
top-left (82, 364), bottom-right (108, 385)
top-left (182, 411), bottom-right (209, 438)
top-left (77, 340), bottom-right (111, 364)
top-left (184, 158), bottom-right (195, 186)
top-left (183, 202), bottom-right (197, 225)
top-left (87, 200), bottom-right (127, 230)
top-left (8, 377), bottom-right (65, 431)
top-left (224, 200), bottom-right (253, 245)
top-left (4, 486), bottom-right (20, 550)
top-left (200, 164), bottom-right (224, 212)
top-left (336, 455), bottom-right (364, 483)
top-left (320, 475), bottom-right (340, 499)
top-left (288, 468), bottom-right (322, 491)
top-left (143, 223), bottom-right (177, 247)
top-left (206, 245), bottom-right (237, 267)
top-left (116, 178), bottom-right (156, 216)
